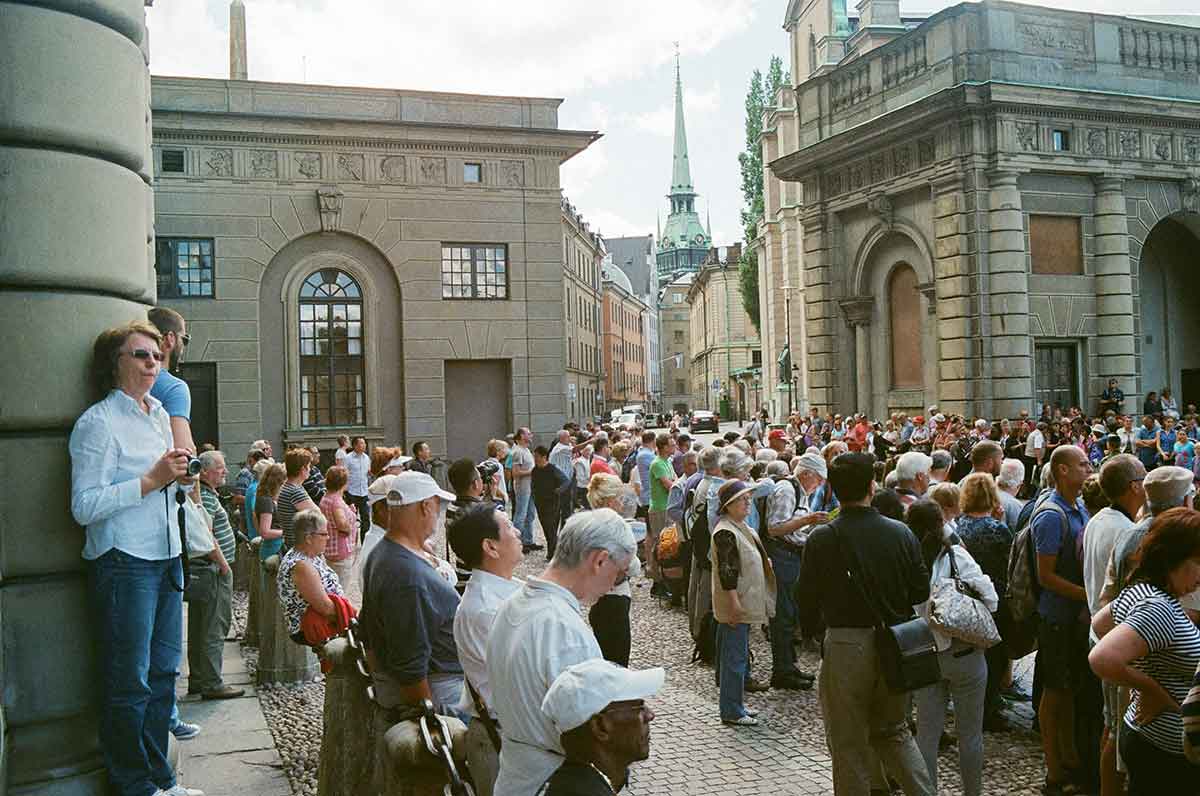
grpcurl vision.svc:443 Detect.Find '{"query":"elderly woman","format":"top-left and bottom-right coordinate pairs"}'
top-left (908, 500), bottom-right (998, 796)
top-left (711, 479), bottom-right (777, 726)
top-left (254, 463), bottom-right (288, 560)
top-left (69, 321), bottom-right (198, 796)
top-left (928, 481), bottom-right (961, 533)
top-left (586, 473), bottom-right (644, 666)
top-left (320, 465), bottom-right (358, 602)
top-left (278, 509), bottom-right (347, 645)
top-left (1090, 508), bottom-right (1200, 795)
top-left (483, 439), bottom-right (510, 508)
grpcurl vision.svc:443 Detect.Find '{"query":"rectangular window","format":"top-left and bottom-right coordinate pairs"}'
top-left (673, 329), bottom-right (685, 343)
top-left (752, 350), bottom-right (762, 366)
top-left (441, 244), bottom-right (508, 299)
top-left (1030, 215), bottom-right (1083, 275)
top-left (1052, 130), bottom-right (1070, 152)
top-left (673, 293), bottom-right (683, 304)
top-left (155, 238), bottom-right (214, 298)
top-left (161, 149), bottom-right (186, 173)
top-left (464, 163), bottom-right (482, 183)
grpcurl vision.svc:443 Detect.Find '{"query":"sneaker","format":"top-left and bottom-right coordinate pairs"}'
top-left (201, 685), bottom-right (245, 700)
top-left (1001, 684), bottom-right (1031, 702)
top-left (170, 721), bottom-right (201, 741)
top-left (790, 666), bottom-right (817, 681)
top-left (741, 706), bottom-right (759, 717)
top-left (155, 787), bottom-right (205, 796)
top-left (722, 715), bottom-right (759, 727)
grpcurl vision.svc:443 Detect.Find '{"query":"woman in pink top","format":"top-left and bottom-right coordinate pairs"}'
top-left (319, 465), bottom-right (358, 603)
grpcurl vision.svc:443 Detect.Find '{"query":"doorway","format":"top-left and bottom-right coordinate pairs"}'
top-left (1140, 215), bottom-right (1200, 402)
top-left (444, 360), bottom-right (511, 460)
top-left (179, 362), bottom-right (219, 449)
top-left (1034, 344), bottom-right (1079, 414)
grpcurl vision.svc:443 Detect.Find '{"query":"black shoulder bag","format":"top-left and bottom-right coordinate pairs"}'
top-left (830, 520), bottom-right (940, 693)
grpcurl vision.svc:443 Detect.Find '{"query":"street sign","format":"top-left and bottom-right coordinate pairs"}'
top-left (711, 378), bottom-right (720, 390)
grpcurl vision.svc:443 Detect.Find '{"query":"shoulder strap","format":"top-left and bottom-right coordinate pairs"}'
top-left (829, 520), bottom-right (887, 630)
top-left (465, 677), bottom-right (502, 753)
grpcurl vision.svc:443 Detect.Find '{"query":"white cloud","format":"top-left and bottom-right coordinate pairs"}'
top-left (625, 82), bottom-right (721, 136)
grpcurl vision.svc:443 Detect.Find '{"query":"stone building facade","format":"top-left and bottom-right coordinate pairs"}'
top-left (608, 235), bottom-right (662, 411)
top-left (601, 263), bottom-right (650, 411)
top-left (660, 274), bottom-right (695, 413)
top-left (150, 76), bottom-right (596, 461)
top-left (561, 198), bottom-right (604, 423)
top-left (687, 245), bottom-right (763, 420)
top-left (758, 0), bottom-right (1200, 422)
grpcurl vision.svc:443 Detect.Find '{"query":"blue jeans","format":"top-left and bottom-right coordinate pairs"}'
top-left (769, 547), bottom-right (802, 678)
top-left (716, 622), bottom-right (751, 721)
top-left (512, 489), bottom-right (535, 545)
top-left (90, 550), bottom-right (184, 796)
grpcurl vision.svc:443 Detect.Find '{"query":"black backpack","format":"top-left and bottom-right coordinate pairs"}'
top-left (620, 453), bottom-right (637, 485)
top-left (687, 487), bottom-right (712, 568)
top-left (692, 611), bottom-right (718, 665)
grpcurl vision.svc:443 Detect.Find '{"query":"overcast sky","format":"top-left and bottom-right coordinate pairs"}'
top-left (147, 0), bottom-right (1195, 250)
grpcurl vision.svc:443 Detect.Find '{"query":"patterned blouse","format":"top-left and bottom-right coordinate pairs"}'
top-left (955, 514), bottom-right (1014, 598)
top-left (277, 548), bottom-right (345, 636)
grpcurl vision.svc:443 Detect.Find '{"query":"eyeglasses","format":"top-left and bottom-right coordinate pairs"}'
top-left (174, 331), bottom-right (191, 347)
top-left (122, 348), bottom-right (165, 362)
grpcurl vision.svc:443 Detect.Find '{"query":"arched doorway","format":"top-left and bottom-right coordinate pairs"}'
top-left (1140, 213), bottom-right (1200, 408)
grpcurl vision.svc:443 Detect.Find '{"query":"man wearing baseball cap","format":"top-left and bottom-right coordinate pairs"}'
top-left (536, 659), bottom-right (664, 796)
top-left (357, 471), bottom-right (464, 716)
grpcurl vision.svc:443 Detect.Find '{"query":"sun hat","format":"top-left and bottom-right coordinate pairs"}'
top-left (717, 479), bottom-right (755, 513)
top-left (1144, 466), bottom-right (1195, 507)
top-left (541, 658), bottom-right (665, 734)
top-left (793, 451), bottom-right (828, 480)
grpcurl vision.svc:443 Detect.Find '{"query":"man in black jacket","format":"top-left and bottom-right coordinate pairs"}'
top-left (797, 452), bottom-right (933, 796)
top-left (532, 446), bottom-right (570, 559)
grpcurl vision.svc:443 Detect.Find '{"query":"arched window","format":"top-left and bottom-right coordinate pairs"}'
top-left (888, 264), bottom-right (922, 388)
top-left (299, 268), bottom-right (365, 426)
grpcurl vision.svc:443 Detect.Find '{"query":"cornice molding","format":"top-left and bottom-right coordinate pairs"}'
top-left (152, 127), bottom-right (578, 158)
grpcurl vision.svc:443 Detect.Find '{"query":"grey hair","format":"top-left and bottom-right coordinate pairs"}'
top-left (681, 451), bottom-right (698, 466)
top-left (720, 450), bottom-right (751, 478)
top-left (930, 449), bottom-right (953, 471)
top-left (998, 458), bottom-right (1026, 490)
top-left (198, 449), bottom-right (226, 472)
top-left (895, 451), bottom-right (932, 482)
top-left (699, 445), bottom-right (722, 471)
top-left (884, 469), bottom-right (900, 489)
top-left (292, 508), bottom-right (327, 539)
top-left (733, 440), bottom-right (752, 455)
top-left (252, 457), bottom-right (276, 480)
top-left (755, 448), bottom-right (778, 463)
top-left (1040, 460), bottom-right (1057, 490)
top-left (767, 460), bottom-right (789, 477)
top-left (551, 508), bottom-right (636, 569)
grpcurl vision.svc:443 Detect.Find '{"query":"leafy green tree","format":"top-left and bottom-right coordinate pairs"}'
top-left (736, 56), bottom-right (788, 332)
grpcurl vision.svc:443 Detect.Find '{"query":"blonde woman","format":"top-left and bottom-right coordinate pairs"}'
top-left (254, 463), bottom-right (288, 560)
top-left (586, 473), bottom-right (643, 666)
top-left (928, 481), bottom-right (961, 533)
top-left (484, 439), bottom-right (510, 508)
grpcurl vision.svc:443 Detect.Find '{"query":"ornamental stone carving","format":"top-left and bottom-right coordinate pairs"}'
top-left (419, 157), bottom-right (446, 184)
top-left (849, 162), bottom-right (865, 190)
top-left (870, 154), bottom-right (887, 184)
top-left (295, 151), bottom-right (322, 179)
top-left (500, 160), bottom-right (524, 186)
top-left (250, 149), bottom-right (278, 178)
top-left (1153, 136), bottom-right (1172, 161)
top-left (918, 136), bottom-right (935, 165)
top-left (1015, 122), bottom-right (1038, 151)
top-left (337, 153), bottom-right (364, 181)
top-left (202, 148), bottom-right (233, 176)
top-left (1186, 138), bottom-right (1200, 163)
top-left (1118, 130), bottom-right (1141, 158)
top-left (893, 145), bottom-right (912, 176)
top-left (1085, 129), bottom-right (1106, 156)
top-left (839, 297), bottom-right (874, 327)
top-left (1183, 178), bottom-right (1200, 214)
top-left (380, 156), bottom-right (407, 183)
top-left (868, 194), bottom-right (895, 229)
top-left (317, 186), bottom-right (344, 232)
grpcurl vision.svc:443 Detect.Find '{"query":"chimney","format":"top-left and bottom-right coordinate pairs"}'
top-left (230, 0), bottom-right (248, 80)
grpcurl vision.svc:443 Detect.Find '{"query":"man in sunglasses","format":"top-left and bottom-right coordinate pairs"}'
top-left (148, 307), bottom-right (196, 455)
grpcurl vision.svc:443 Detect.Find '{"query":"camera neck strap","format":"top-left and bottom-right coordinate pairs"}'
top-left (164, 487), bottom-right (190, 592)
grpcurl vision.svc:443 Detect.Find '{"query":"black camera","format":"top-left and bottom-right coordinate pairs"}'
top-left (186, 457), bottom-right (203, 477)
top-left (476, 460), bottom-right (501, 483)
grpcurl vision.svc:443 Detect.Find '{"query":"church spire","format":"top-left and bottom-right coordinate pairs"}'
top-left (230, 0), bottom-right (248, 80)
top-left (670, 44), bottom-right (693, 194)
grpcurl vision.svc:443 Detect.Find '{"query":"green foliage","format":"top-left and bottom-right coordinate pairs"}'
top-left (736, 55), bottom-right (787, 333)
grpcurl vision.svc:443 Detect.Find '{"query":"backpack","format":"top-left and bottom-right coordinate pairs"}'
top-left (1005, 495), bottom-right (1069, 657)
top-left (688, 487), bottom-right (712, 568)
top-left (757, 477), bottom-right (802, 538)
top-left (691, 611), bottom-right (718, 665)
top-left (620, 453), bottom-right (637, 485)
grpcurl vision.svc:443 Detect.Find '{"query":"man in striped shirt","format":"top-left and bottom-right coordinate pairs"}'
top-left (194, 450), bottom-right (244, 700)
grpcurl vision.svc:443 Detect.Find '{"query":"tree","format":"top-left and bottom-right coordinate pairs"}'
top-left (736, 56), bottom-right (788, 332)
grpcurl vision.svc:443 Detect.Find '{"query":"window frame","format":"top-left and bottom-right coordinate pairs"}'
top-left (161, 149), bottom-right (186, 173)
top-left (155, 237), bottom-right (215, 299)
top-left (463, 162), bottom-right (483, 184)
top-left (440, 243), bottom-right (510, 300)
top-left (297, 268), bottom-right (367, 429)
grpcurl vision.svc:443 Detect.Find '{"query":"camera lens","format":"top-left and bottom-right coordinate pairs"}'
top-left (187, 457), bottom-right (203, 477)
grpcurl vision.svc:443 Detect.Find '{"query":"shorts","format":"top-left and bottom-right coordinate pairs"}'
top-left (1037, 619), bottom-right (1087, 690)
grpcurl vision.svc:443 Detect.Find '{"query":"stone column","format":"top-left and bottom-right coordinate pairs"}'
top-left (0, 2), bottom-right (153, 794)
top-left (986, 171), bottom-right (1034, 418)
top-left (257, 555), bottom-right (318, 685)
top-left (1092, 176), bottom-right (1136, 398)
top-left (839, 298), bottom-right (874, 416)
top-left (801, 211), bottom-right (837, 413)
top-left (931, 173), bottom-right (975, 417)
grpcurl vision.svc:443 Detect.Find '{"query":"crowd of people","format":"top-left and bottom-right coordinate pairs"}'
top-left (67, 302), bottom-right (1200, 796)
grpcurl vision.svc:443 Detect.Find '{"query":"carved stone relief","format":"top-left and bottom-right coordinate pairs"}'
top-left (1085, 129), bottom-right (1106, 156)
top-left (418, 157), bottom-right (446, 184)
top-left (1015, 122), bottom-right (1038, 151)
top-left (1118, 131), bottom-right (1141, 159)
top-left (500, 160), bottom-right (524, 186)
top-left (380, 156), bottom-right (407, 183)
top-left (1186, 137), bottom-right (1200, 163)
top-left (337, 153), bottom-right (364, 181)
top-left (202, 148), bottom-right (233, 177)
top-left (893, 146), bottom-right (912, 176)
top-left (295, 151), bottom-right (322, 179)
top-left (1183, 178), bottom-right (1200, 214)
top-left (317, 186), bottom-right (344, 232)
top-left (918, 136), bottom-right (935, 166)
top-left (849, 162), bottom-right (865, 190)
top-left (870, 154), bottom-right (887, 184)
top-left (249, 150), bottom-right (278, 178)
top-left (868, 194), bottom-right (894, 228)
top-left (1016, 15), bottom-right (1092, 60)
top-left (1153, 136), bottom-right (1172, 161)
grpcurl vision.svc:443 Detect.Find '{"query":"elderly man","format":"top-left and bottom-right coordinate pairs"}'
top-left (191, 451), bottom-right (243, 700)
top-left (763, 452), bottom-right (830, 689)
top-left (537, 659), bottom-right (664, 796)
top-left (448, 505), bottom-right (524, 796)
top-left (359, 471), bottom-right (463, 716)
top-left (487, 509), bottom-right (637, 796)
top-left (686, 446), bottom-right (724, 640)
top-left (997, 458), bottom-right (1027, 530)
top-left (895, 450), bottom-right (933, 508)
top-left (929, 449), bottom-right (953, 484)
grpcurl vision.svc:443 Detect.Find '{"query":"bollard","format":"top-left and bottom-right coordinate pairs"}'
top-left (233, 539), bottom-right (250, 591)
top-left (245, 538), bottom-right (262, 647)
top-left (316, 639), bottom-right (376, 796)
top-left (256, 554), bottom-right (318, 685)
top-left (374, 709), bottom-right (469, 796)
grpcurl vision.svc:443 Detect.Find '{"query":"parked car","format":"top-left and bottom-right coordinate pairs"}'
top-left (689, 410), bottom-right (719, 433)
top-left (616, 413), bottom-right (640, 431)
top-left (645, 413), bottom-right (664, 429)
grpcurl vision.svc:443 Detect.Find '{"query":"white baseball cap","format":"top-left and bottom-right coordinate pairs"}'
top-left (541, 659), bottom-right (665, 734)
top-left (375, 471), bottom-right (455, 507)
top-left (387, 454), bottom-right (413, 469)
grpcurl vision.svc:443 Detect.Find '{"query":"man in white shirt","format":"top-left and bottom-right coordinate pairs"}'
top-left (509, 428), bottom-right (538, 552)
top-left (344, 436), bottom-right (371, 541)
top-left (448, 505), bottom-right (524, 796)
top-left (487, 509), bottom-right (636, 796)
top-left (1025, 421), bottom-right (1047, 490)
top-left (997, 458), bottom-right (1027, 531)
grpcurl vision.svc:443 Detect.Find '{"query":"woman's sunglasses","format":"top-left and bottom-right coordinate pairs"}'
top-left (123, 348), bottom-right (166, 362)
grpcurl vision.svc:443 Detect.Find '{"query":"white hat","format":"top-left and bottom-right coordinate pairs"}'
top-left (1144, 466), bottom-right (1195, 507)
top-left (793, 451), bottom-right (828, 480)
top-left (541, 659), bottom-right (665, 734)
top-left (933, 413), bottom-right (946, 424)
top-left (367, 474), bottom-right (402, 505)
top-left (387, 454), bottom-right (413, 469)
top-left (376, 471), bottom-right (455, 507)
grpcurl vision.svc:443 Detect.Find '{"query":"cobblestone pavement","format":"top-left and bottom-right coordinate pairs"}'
top-left (244, 516), bottom-right (1051, 796)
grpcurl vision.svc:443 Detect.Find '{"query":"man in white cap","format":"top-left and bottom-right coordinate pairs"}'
top-left (536, 659), bottom-right (664, 796)
top-left (487, 509), bottom-right (636, 796)
top-left (358, 471), bottom-right (463, 716)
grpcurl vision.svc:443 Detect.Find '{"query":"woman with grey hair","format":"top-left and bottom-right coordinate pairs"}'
top-left (585, 474), bottom-right (644, 665)
top-left (278, 508), bottom-right (346, 644)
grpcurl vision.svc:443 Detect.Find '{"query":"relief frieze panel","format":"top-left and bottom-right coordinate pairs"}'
top-left (249, 149), bottom-right (278, 178)
top-left (294, 151), bottom-right (323, 179)
top-left (380, 155), bottom-right (407, 183)
top-left (336, 152), bottom-right (364, 181)
top-left (202, 147), bottom-right (233, 177)
top-left (418, 157), bottom-right (446, 184)
top-left (819, 132), bottom-right (941, 201)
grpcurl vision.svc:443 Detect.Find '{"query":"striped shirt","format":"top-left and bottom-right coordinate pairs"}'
top-left (1110, 582), bottom-right (1200, 754)
top-left (275, 482), bottom-right (310, 551)
top-left (200, 485), bottom-right (237, 563)
top-left (1185, 663), bottom-right (1200, 763)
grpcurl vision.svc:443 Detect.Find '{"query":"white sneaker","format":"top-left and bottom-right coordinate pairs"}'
top-left (155, 786), bottom-right (205, 796)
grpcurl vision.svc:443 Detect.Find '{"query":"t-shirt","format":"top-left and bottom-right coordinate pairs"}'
top-left (536, 761), bottom-right (619, 796)
top-left (1081, 506), bottom-right (1133, 619)
top-left (244, 480), bottom-right (260, 539)
top-left (254, 494), bottom-right (280, 560)
top-left (1174, 440), bottom-right (1196, 470)
top-left (635, 447), bottom-right (655, 507)
top-left (150, 368), bottom-right (191, 421)
top-left (1025, 428), bottom-right (1045, 458)
top-left (1110, 582), bottom-right (1200, 754)
top-left (1030, 490), bottom-right (1089, 625)
top-left (1135, 426), bottom-right (1161, 469)
top-left (649, 455), bottom-right (673, 512)
top-left (275, 482), bottom-right (311, 550)
top-left (589, 457), bottom-right (614, 477)
top-left (200, 485), bottom-right (237, 563)
top-left (360, 537), bottom-right (462, 703)
top-left (510, 445), bottom-right (534, 495)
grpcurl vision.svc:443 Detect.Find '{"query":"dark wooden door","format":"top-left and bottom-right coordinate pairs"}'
top-left (179, 362), bottom-right (219, 450)
top-left (1181, 369), bottom-right (1200, 411)
top-left (1034, 345), bottom-right (1078, 414)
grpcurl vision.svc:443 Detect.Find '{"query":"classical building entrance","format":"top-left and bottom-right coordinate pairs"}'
top-left (1034, 343), bottom-right (1079, 414)
top-left (1140, 214), bottom-right (1200, 405)
top-left (445, 360), bottom-right (511, 460)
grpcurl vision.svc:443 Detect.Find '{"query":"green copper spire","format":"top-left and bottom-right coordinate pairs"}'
top-left (656, 47), bottom-right (711, 285)
top-left (671, 50), bottom-right (693, 193)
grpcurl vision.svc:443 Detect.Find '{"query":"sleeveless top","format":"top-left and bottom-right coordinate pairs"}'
top-left (277, 548), bottom-right (345, 636)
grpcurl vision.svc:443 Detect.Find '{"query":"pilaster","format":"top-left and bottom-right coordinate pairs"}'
top-left (1092, 175), bottom-right (1136, 398)
top-left (986, 169), bottom-right (1034, 418)
top-left (931, 173), bottom-right (974, 416)
top-left (801, 211), bottom-right (836, 412)
top-left (839, 297), bottom-right (874, 416)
